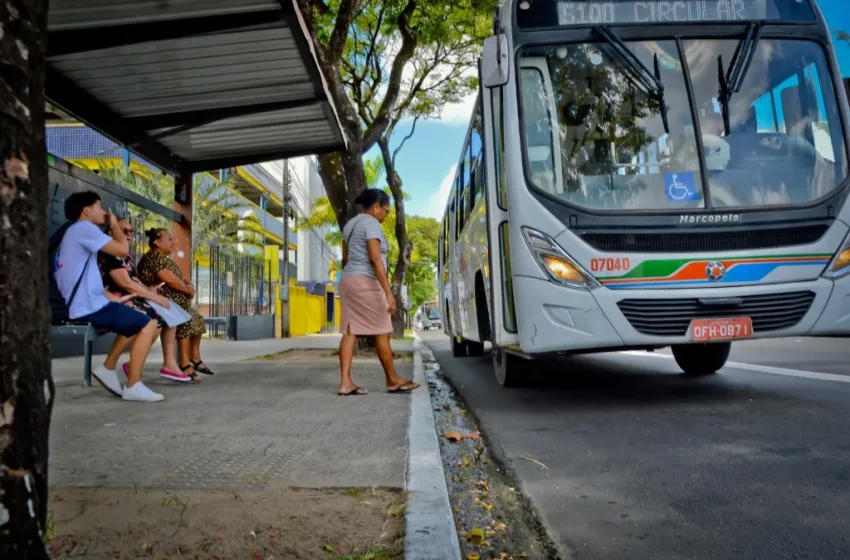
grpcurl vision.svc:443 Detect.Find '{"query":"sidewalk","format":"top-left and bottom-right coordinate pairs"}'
top-left (50, 334), bottom-right (416, 386)
top-left (47, 336), bottom-right (431, 559)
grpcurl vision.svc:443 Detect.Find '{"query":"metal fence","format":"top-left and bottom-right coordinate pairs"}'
top-left (195, 247), bottom-right (275, 339)
top-left (128, 214), bottom-right (149, 262)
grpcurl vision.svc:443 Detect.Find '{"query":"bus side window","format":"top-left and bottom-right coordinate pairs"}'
top-left (443, 216), bottom-right (449, 265)
top-left (455, 173), bottom-right (463, 240)
top-left (462, 140), bottom-right (471, 223)
top-left (468, 141), bottom-right (476, 211)
top-left (471, 100), bottom-right (484, 207)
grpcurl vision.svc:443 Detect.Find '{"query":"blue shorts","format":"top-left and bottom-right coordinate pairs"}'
top-left (78, 302), bottom-right (153, 338)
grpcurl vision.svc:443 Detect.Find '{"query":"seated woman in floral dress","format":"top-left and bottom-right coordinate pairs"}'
top-left (137, 228), bottom-right (214, 379)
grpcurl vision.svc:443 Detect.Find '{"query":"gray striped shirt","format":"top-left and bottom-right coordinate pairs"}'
top-left (341, 214), bottom-right (388, 279)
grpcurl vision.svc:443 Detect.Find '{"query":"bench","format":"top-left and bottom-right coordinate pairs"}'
top-left (51, 322), bottom-right (105, 386)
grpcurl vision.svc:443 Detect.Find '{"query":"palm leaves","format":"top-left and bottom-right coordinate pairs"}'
top-left (93, 159), bottom-right (264, 257)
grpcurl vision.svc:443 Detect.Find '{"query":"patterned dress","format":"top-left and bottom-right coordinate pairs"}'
top-left (137, 250), bottom-right (207, 339)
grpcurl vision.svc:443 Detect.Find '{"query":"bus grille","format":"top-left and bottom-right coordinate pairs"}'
top-left (617, 291), bottom-right (816, 337)
top-left (580, 225), bottom-right (828, 253)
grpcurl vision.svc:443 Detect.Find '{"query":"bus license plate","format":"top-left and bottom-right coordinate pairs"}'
top-left (690, 318), bottom-right (752, 341)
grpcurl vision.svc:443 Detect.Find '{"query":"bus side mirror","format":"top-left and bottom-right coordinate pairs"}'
top-left (482, 34), bottom-right (510, 88)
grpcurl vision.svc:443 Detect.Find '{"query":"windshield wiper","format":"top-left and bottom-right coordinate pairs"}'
top-left (717, 22), bottom-right (763, 135)
top-left (594, 26), bottom-right (670, 134)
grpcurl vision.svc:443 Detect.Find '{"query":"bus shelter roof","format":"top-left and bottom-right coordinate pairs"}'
top-left (46, 0), bottom-right (346, 176)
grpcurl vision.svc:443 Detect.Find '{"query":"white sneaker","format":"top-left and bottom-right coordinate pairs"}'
top-left (92, 365), bottom-right (123, 397)
top-left (122, 382), bottom-right (165, 403)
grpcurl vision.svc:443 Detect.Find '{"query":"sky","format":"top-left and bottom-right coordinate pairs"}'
top-left (393, 0), bottom-right (850, 220)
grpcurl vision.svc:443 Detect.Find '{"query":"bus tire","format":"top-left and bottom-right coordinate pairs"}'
top-left (493, 346), bottom-right (522, 387)
top-left (467, 340), bottom-right (485, 357)
top-left (672, 342), bottom-right (731, 376)
top-left (452, 336), bottom-right (468, 358)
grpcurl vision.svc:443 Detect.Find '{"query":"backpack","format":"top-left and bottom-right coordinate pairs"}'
top-left (48, 222), bottom-right (91, 325)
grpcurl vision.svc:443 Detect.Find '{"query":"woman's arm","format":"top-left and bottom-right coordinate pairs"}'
top-left (109, 269), bottom-right (170, 307)
top-left (103, 289), bottom-right (134, 304)
top-left (367, 239), bottom-right (396, 313)
top-left (342, 242), bottom-right (348, 269)
top-left (156, 268), bottom-right (193, 296)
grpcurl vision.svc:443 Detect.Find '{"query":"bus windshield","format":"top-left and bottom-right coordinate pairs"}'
top-left (518, 38), bottom-right (847, 211)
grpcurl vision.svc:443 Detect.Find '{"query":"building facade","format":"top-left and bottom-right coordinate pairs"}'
top-left (46, 123), bottom-right (339, 288)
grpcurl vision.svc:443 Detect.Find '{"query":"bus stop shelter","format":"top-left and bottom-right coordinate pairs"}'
top-left (45, 0), bottom-right (346, 274)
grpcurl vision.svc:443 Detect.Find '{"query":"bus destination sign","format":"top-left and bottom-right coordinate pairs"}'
top-left (515, 0), bottom-right (815, 28)
top-left (558, 1), bottom-right (756, 25)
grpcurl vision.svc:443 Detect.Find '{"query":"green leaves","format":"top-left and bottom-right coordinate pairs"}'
top-left (94, 159), bottom-right (265, 258)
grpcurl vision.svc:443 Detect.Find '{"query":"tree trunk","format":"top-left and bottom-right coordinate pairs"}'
top-left (317, 147), bottom-right (369, 230)
top-left (0, 1), bottom-right (53, 558)
top-left (377, 138), bottom-right (410, 339)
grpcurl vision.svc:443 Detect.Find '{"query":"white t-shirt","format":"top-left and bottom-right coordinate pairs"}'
top-left (54, 221), bottom-right (112, 319)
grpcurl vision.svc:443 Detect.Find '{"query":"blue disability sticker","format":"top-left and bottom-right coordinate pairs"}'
top-left (665, 172), bottom-right (697, 202)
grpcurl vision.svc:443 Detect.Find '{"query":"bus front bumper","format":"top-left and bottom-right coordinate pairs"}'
top-left (513, 275), bottom-right (850, 355)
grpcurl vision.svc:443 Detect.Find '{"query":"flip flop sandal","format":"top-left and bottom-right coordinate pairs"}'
top-left (181, 364), bottom-right (202, 383)
top-left (387, 383), bottom-right (419, 394)
top-left (191, 360), bottom-right (214, 375)
top-left (338, 386), bottom-right (368, 396)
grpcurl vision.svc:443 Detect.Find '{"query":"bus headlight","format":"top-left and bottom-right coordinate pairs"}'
top-left (522, 227), bottom-right (599, 289)
top-left (823, 234), bottom-right (850, 279)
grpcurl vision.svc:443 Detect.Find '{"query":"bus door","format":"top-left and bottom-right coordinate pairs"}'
top-left (482, 78), bottom-right (520, 348)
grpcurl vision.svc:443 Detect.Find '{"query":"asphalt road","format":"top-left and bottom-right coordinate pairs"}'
top-left (420, 332), bottom-right (850, 560)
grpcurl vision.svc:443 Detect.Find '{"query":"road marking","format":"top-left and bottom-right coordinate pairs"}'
top-left (619, 351), bottom-right (850, 384)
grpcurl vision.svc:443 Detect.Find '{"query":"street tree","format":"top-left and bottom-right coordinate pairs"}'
top-left (0, 1), bottom-right (52, 557)
top-left (295, 0), bottom-right (495, 336)
top-left (404, 215), bottom-right (440, 310)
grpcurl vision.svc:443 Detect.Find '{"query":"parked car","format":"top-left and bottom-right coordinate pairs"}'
top-left (415, 305), bottom-right (442, 330)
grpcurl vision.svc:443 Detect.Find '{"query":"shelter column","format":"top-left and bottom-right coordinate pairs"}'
top-left (174, 171), bottom-right (193, 279)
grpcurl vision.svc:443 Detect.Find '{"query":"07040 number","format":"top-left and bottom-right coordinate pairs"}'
top-left (590, 257), bottom-right (631, 273)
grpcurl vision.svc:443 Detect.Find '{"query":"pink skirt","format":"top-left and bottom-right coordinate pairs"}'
top-left (339, 275), bottom-right (392, 335)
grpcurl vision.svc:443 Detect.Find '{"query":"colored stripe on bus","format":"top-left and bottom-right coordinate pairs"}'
top-left (598, 255), bottom-right (832, 289)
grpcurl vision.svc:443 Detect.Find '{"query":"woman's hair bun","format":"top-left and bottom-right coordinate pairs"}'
top-left (354, 188), bottom-right (390, 208)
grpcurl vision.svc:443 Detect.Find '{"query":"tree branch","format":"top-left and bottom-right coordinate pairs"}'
top-left (392, 117), bottom-right (419, 166)
top-left (361, 0), bottom-right (419, 152)
top-left (361, 3), bottom-right (386, 88)
top-left (310, 0), bottom-right (329, 15)
top-left (328, 0), bottom-right (363, 66)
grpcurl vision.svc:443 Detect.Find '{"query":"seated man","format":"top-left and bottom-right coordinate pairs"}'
top-left (54, 192), bottom-right (164, 402)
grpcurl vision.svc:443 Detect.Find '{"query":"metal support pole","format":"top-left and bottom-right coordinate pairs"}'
top-left (281, 160), bottom-right (291, 337)
top-left (173, 171), bottom-right (193, 279)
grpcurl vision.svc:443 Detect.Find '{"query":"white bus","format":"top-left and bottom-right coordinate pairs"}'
top-left (438, 0), bottom-right (850, 386)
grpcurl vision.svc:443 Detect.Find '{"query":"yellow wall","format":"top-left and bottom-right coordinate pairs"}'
top-left (288, 286), bottom-right (327, 336)
top-left (334, 298), bottom-right (341, 330)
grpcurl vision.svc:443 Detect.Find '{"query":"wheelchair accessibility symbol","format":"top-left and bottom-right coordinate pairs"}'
top-left (665, 172), bottom-right (698, 202)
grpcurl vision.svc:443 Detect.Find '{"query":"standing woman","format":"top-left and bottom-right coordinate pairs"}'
top-left (137, 228), bottom-right (215, 379)
top-left (337, 189), bottom-right (419, 396)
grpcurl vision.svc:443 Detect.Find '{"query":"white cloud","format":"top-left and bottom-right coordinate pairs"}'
top-left (426, 164), bottom-right (457, 219)
top-left (438, 93), bottom-right (477, 124)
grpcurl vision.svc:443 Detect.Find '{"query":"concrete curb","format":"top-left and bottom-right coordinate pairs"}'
top-left (405, 338), bottom-right (462, 560)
